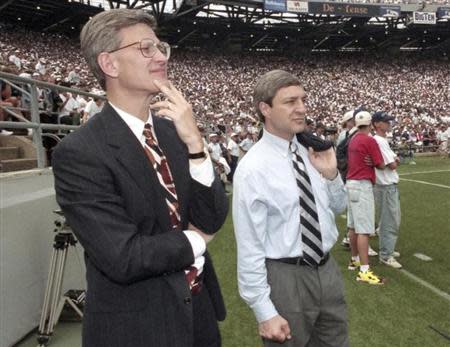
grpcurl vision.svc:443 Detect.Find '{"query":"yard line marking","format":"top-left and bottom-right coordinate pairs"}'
top-left (399, 169), bottom-right (450, 176)
top-left (400, 178), bottom-right (450, 189)
top-left (401, 269), bottom-right (450, 302)
top-left (413, 253), bottom-right (433, 262)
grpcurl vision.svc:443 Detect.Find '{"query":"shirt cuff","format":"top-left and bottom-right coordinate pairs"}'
top-left (193, 255), bottom-right (205, 275)
top-left (189, 156), bottom-right (214, 187)
top-left (183, 230), bottom-right (206, 259)
top-left (252, 299), bottom-right (279, 323)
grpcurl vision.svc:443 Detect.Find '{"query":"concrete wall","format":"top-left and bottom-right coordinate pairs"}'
top-left (0, 169), bottom-right (85, 347)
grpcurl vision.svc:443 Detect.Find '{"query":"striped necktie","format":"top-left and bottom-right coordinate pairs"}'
top-left (143, 123), bottom-right (180, 230)
top-left (290, 142), bottom-right (324, 267)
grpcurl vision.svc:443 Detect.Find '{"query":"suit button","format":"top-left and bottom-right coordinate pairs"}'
top-left (184, 297), bottom-right (191, 304)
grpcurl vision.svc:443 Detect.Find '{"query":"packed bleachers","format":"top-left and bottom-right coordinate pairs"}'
top-left (1, 21), bottom-right (449, 149)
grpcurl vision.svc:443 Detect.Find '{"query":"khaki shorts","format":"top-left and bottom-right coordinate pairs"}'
top-left (346, 179), bottom-right (375, 234)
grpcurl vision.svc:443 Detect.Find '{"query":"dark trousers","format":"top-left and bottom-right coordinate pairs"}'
top-left (264, 256), bottom-right (348, 347)
top-left (193, 286), bottom-right (221, 347)
top-left (227, 155), bottom-right (239, 183)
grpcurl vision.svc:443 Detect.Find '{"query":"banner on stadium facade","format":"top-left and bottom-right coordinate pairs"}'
top-left (379, 5), bottom-right (401, 18)
top-left (264, 0), bottom-right (286, 12)
top-left (287, 0), bottom-right (308, 13)
top-left (412, 12), bottom-right (437, 24)
top-left (437, 7), bottom-right (450, 19)
top-left (307, 2), bottom-right (379, 17)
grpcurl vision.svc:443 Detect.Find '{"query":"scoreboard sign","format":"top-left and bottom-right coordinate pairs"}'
top-left (287, 0), bottom-right (308, 13)
top-left (437, 7), bottom-right (450, 19)
top-left (307, 2), bottom-right (379, 17)
top-left (264, 0), bottom-right (286, 12)
top-left (379, 5), bottom-right (401, 17)
top-left (413, 12), bottom-right (437, 24)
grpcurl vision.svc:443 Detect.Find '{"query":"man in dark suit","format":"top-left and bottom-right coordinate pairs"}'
top-left (52, 9), bottom-right (228, 347)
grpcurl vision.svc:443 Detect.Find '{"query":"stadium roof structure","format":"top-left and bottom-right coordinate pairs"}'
top-left (1, 0), bottom-right (449, 54)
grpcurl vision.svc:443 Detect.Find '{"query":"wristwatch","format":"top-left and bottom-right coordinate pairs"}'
top-left (188, 151), bottom-right (206, 159)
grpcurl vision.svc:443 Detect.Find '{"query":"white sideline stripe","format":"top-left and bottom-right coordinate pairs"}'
top-left (400, 178), bottom-right (450, 189)
top-left (399, 169), bottom-right (450, 176)
top-left (400, 269), bottom-right (450, 302)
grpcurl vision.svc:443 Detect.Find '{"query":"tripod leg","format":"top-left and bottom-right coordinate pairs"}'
top-left (37, 248), bottom-right (59, 346)
top-left (48, 246), bottom-right (69, 332)
top-left (64, 296), bottom-right (84, 318)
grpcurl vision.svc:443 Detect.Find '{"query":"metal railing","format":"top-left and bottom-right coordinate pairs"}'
top-left (0, 71), bottom-right (106, 169)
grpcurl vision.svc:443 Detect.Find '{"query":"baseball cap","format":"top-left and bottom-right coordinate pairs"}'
top-left (355, 111), bottom-right (372, 127)
top-left (341, 111), bottom-right (354, 125)
top-left (372, 111), bottom-right (395, 123)
top-left (209, 133), bottom-right (218, 138)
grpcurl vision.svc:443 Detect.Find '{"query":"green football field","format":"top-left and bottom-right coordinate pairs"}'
top-left (210, 156), bottom-right (450, 347)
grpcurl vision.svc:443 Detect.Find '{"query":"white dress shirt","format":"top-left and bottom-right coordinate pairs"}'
top-left (233, 129), bottom-right (346, 323)
top-left (110, 102), bottom-right (213, 272)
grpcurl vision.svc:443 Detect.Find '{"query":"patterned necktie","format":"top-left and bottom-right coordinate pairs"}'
top-left (143, 123), bottom-right (201, 293)
top-left (143, 123), bottom-right (180, 230)
top-left (290, 142), bottom-right (324, 267)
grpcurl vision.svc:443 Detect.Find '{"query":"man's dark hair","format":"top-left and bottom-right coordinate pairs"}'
top-left (253, 70), bottom-right (302, 123)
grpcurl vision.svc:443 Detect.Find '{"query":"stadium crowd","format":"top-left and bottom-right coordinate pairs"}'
top-left (1, 21), bottom-right (449, 149)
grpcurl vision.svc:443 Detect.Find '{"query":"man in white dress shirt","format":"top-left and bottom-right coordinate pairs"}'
top-left (233, 70), bottom-right (348, 347)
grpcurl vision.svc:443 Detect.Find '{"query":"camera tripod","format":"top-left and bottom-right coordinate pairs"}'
top-left (37, 211), bottom-right (85, 347)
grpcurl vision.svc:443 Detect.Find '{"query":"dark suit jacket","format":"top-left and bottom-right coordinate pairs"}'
top-left (52, 103), bottom-right (228, 347)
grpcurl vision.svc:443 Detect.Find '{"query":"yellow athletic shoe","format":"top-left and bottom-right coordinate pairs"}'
top-left (348, 259), bottom-right (361, 270)
top-left (357, 270), bottom-right (385, 285)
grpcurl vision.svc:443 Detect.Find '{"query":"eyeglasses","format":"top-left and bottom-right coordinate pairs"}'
top-left (108, 38), bottom-right (171, 60)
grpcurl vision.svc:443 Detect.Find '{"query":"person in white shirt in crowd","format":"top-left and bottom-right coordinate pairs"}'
top-left (239, 132), bottom-right (255, 154)
top-left (67, 66), bottom-right (81, 85)
top-left (82, 96), bottom-right (105, 123)
top-left (336, 110), bottom-right (355, 146)
top-left (233, 118), bottom-right (244, 134)
top-left (227, 132), bottom-right (240, 183)
top-left (207, 133), bottom-right (223, 162)
top-left (59, 91), bottom-right (80, 125)
top-left (372, 111), bottom-right (402, 269)
top-left (437, 123), bottom-right (449, 158)
top-left (233, 70), bottom-right (348, 347)
top-left (208, 133), bottom-right (230, 182)
top-left (35, 58), bottom-right (46, 75)
top-left (8, 50), bottom-right (21, 69)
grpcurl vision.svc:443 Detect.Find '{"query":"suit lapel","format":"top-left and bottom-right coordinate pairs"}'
top-left (102, 103), bottom-right (165, 209)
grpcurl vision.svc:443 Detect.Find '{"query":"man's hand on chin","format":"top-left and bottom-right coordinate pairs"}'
top-left (259, 315), bottom-right (292, 343)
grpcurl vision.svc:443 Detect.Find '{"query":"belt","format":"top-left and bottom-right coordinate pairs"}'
top-left (267, 253), bottom-right (330, 268)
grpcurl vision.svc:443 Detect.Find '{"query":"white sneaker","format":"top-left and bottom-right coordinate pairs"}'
top-left (380, 256), bottom-right (402, 269)
top-left (368, 246), bottom-right (378, 257)
top-left (341, 237), bottom-right (350, 248)
top-left (0, 129), bottom-right (13, 136)
top-left (393, 251), bottom-right (400, 258)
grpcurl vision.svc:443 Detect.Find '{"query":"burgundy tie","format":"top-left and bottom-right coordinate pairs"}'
top-left (143, 123), bottom-right (180, 230)
top-left (143, 123), bottom-right (201, 294)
